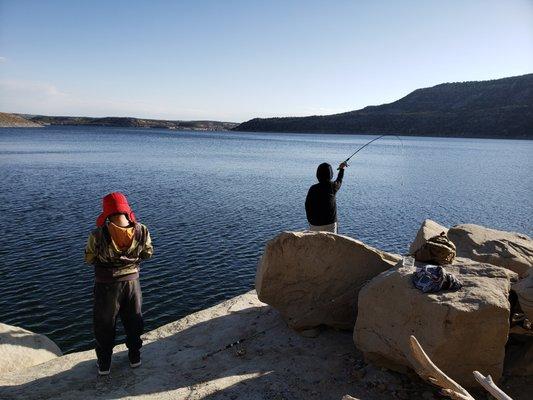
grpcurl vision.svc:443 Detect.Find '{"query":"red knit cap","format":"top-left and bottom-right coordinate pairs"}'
top-left (96, 192), bottom-right (137, 227)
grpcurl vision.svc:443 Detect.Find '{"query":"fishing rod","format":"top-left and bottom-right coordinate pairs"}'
top-left (338, 134), bottom-right (402, 169)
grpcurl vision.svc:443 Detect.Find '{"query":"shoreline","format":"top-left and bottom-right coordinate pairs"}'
top-left (1, 290), bottom-right (384, 400)
top-left (1, 223), bottom-right (532, 399)
top-left (2, 124), bottom-right (533, 141)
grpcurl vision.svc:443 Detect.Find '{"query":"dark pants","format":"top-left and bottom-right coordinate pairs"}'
top-left (93, 279), bottom-right (143, 364)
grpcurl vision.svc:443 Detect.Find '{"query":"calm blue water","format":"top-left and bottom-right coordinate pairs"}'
top-left (0, 126), bottom-right (532, 353)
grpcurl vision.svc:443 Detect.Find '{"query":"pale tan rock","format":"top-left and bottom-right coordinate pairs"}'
top-left (448, 224), bottom-right (533, 277)
top-left (0, 323), bottom-right (62, 375)
top-left (409, 219), bottom-right (449, 254)
top-left (354, 261), bottom-right (516, 388)
top-left (0, 291), bottom-right (385, 399)
top-left (255, 231), bottom-right (400, 331)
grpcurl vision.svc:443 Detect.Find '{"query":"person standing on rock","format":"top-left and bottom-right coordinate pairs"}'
top-left (305, 162), bottom-right (348, 233)
top-left (85, 192), bottom-right (153, 376)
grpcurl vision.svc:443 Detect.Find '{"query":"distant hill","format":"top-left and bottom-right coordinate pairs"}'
top-left (234, 74), bottom-right (533, 139)
top-left (23, 115), bottom-right (238, 131)
top-left (0, 112), bottom-right (43, 128)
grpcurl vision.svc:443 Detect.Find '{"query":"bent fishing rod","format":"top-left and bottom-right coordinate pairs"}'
top-left (338, 134), bottom-right (402, 169)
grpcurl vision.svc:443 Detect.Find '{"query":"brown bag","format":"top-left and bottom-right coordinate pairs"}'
top-left (413, 232), bottom-right (456, 265)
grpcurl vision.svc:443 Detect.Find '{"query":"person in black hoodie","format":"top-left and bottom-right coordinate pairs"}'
top-left (305, 161), bottom-right (348, 233)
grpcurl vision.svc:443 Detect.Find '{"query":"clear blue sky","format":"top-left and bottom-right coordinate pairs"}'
top-left (1, 0), bottom-right (532, 122)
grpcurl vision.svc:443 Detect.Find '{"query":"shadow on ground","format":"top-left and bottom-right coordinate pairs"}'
top-left (1, 299), bottom-right (531, 400)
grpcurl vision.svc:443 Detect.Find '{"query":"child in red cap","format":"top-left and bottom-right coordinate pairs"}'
top-left (85, 192), bottom-right (153, 375)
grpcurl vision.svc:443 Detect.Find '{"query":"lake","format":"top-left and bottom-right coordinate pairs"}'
top-left (0, 126), bottom-right (531, 353)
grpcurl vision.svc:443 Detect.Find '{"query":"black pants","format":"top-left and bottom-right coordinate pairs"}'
top-left (93, 279), bottom-right (143, 364)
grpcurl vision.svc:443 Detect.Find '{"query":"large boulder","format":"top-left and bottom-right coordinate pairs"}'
top-left (409, 219), bottom-right (449, 254)
top-left (0, 323), bottom-right (62, 375)
top-left (354, 262), bottom-right (516, 387)
top-left (256, 231), bottom-right (400, 331)
top-left (448, 224), bottom-right (533, 278)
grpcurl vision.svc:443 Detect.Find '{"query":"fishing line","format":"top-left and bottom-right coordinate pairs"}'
top-left (339, 134), bottom-right (404, 169)
top-left (338, 133), bottom-right (405, 191)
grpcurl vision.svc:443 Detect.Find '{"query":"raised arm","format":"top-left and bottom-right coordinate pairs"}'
top-left (333, 162), bottom-right (347, 192)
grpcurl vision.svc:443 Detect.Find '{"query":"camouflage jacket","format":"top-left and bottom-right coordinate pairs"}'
top-left (85, 223), bottom-right (153, 282)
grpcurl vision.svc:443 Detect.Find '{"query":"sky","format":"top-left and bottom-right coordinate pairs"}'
top-left (0, 0), bottom-right (532, 122)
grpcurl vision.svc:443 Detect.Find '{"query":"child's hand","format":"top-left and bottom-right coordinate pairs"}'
top-left (339, 161), bottom-right (348, 170)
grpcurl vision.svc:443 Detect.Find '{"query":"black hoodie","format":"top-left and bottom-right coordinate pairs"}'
top-left (305, 163), bottom-right (344, 226)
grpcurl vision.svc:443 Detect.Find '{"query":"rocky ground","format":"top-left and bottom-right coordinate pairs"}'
top-left (0, 291), bottom-right (530, 400)
top-left (0, 323), bottom-right (62, 375)
top-left (1, 222), bottom-right (531, 399)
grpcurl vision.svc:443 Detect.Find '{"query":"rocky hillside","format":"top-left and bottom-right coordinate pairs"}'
top-left (234, 74), bottom-right (533, 139)
top-left (23, 115), bottom-right (238, 131)
top-left (0, 112), bottom-right (42, 128)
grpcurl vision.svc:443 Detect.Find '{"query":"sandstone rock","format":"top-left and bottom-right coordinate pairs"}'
top-left (256, 231), bottom-right (400, 330)
top-left (409, 219), bottom-right (449, 255)
top-left (0, 323), bottom-right (62, 375)
top-left (354, 262), bottom-right (516, 387)
top-left (513, 273), bottom-right (533, 321)
top-left (448, 224), bottom-right (533, 277)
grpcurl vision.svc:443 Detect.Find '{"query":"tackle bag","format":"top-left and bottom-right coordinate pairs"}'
top-left (413, 232), bottom-right (456, 265)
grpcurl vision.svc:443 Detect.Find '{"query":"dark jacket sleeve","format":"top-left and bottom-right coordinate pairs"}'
top-left (140, 226), bottom-right (154, 260)
top-left (333, 168), bottom-right (344, 192)
top-left (305, 188), bottom-right (312, 222)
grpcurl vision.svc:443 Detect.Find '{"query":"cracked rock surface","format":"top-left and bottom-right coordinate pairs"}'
top-left (448, 224), bottom-right (533, 278)
top-left (354, 261), bottom-right (517, 387)
top-left (256, 231), bottom-right (400, 331)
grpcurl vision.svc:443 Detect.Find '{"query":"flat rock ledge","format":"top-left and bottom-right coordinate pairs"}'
top-left (1, 291), bottom-right (531, 399)
top-left (0, 291), bottom-right (399, 400)
top-left (0, 323), bottom-right (62, 375)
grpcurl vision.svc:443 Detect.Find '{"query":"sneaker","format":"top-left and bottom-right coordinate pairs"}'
top-left (96, 360), bottom-right (111, 376)
top-left (129, 350), bottom-right (141, 368)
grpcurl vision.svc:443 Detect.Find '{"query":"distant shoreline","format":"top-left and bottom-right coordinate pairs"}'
top-left (231, 128), bottom-right (533, 141)
top-left (2, 123), bottom-right (532, 141)
top-left (17, 114), bottom-right (239, 131)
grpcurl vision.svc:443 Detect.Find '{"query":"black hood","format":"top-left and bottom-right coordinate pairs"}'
top-left (316, 163), bottom-right (333, 183)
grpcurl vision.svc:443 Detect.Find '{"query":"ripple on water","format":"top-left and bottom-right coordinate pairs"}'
top-left (0, 127), bottom-right (532, 353)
